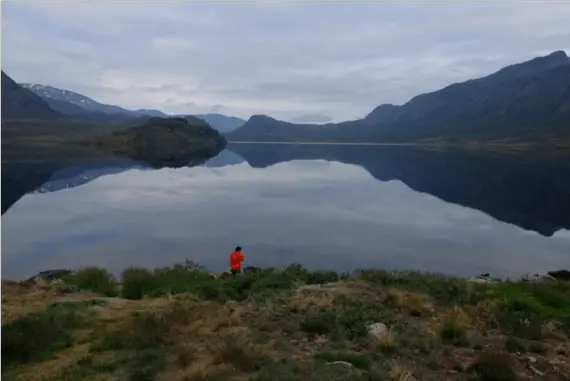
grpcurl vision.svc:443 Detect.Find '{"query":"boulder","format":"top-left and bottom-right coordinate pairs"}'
top-left (367, 322), bottom-right (388, 341)
top-left (547, 270), bottom-right (570, 281)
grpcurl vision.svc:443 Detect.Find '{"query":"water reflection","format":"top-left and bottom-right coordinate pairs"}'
top-left (2, 145), bottom-right (570, 280)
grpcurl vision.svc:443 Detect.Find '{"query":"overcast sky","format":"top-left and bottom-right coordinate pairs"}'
top-left (2, 1), bottom-right (569, 122)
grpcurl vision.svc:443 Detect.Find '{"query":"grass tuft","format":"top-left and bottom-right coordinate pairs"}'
top-left (214, 334), bottom-right (270, 372)
top-left (439, 319), bottom-right (470, 347)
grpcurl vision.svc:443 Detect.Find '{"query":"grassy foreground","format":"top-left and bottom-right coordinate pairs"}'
top-left (2, 265), bottom-right (570, 381)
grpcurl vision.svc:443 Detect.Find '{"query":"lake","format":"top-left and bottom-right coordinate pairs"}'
top-left (2, 144), bottom-right (570, 280)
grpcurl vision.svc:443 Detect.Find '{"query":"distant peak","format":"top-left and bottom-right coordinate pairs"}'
top-left (248, 114), bottom-right (276, 122)
top-left (546, 50), bottom-right (568, 60)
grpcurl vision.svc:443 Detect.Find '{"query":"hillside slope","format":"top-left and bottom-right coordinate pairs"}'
top-left (229, 51), bottom-right (570, 143)
top-left (193, 113), bottom-right (246, 133)
top-left (1, 72), bottom-right (61, 119)
top-left (21, 84), bottom-right (167, 119)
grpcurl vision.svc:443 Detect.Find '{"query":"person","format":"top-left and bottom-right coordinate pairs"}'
top-left (229, 246), bottom-right (244, 276)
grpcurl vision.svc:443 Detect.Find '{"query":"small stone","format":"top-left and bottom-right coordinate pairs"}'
top-left (468, 278), bottom-right (489, 284)
top-left (290, 339), bottom-right (298, 344)
top-left (327, 361), bottom-right (357, 369)
top-left (367, 322), bottom-right (388, 340)
top-left (527, 356), bottom-right (537, 364)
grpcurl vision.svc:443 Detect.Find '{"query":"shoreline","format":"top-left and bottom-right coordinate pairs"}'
top-left (227, 140), bottom-right (570, 152)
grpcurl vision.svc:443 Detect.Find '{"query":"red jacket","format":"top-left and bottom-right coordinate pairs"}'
top-left (230, 251), bottom-right (244, 269)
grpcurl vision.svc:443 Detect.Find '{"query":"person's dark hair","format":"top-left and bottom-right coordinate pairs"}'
top-left (235, 246), bottom-right (242, 252)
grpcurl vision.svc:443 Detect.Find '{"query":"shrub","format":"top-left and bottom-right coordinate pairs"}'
top-left (215, 334), bottom-right (270, 372)
top-left (504, 336), bottom-right (527, 353)
top-left (469, 351), bottom-right (516, 381)
top-left (300, 309), bottom-right (337, 335)
top-left (2, 306), bottom-right (84, 369)
top-left (63, 267), bottom-right (118, 296)
top-left (439, 320), bottom-right (469, 347)
top-left (121, 267), bottom-right (157, 300)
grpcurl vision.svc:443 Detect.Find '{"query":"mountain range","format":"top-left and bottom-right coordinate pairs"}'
top-left (3, 50), bottom-right (570, 142)
top-left (228, 51), bottom-right (570, 143)
top-left (1, 76), bottom-right (244, 132)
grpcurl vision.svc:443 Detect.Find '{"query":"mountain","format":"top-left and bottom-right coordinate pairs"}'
top-left (229, 143), bottom-right (570, 237)
top-left (229, 51), bottom-right (570, 143)
top-left (20, 83), bottom-right (248, 132)
top-left (21, 83), bottom-right (168, 120)
top-left (191, 114), bottom-right (246, 133)
top-left (1, 72), bottom-right (61, 119)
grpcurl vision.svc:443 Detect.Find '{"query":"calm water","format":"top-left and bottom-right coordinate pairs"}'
top-left (2, 144), bottom-right (570, 280)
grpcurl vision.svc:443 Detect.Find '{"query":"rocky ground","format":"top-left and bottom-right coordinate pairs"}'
top-left (2, 265), bottom-right (570, 381)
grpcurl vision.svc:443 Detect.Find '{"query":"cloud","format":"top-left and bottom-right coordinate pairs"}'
top-left (2, 1), bottom-right (569, 121)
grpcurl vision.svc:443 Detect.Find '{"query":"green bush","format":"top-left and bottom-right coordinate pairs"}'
top-left (2, 306), bottom-right (84, 369)
top-left (439, 320), bottom-right (469, 347)
top-left (300, 309), bottom-right (338, 335)
top-left (63, 267), bottom-right (118, 296)
top-left (121, 267), bottom-right (157, 300)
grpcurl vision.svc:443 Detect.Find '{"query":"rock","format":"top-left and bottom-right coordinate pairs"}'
top-left (468, 273), bottom-right (501, 284)
top-left (37, 269), bottom-right (73, 280)
top-left (528, 364), bottom-right (544, 377)
top-left (327, 361), bottom-right (357, 369)
top-left (297, 282), bottom-right (343, 293)
top-left (243, 266), bottom-right (262, 274)
top-left (547, 270), bottom-right (570, 281)
top-left (468, 278), bottom-right (490, 284)
top-left (367, 322), bottom-right (388, 341)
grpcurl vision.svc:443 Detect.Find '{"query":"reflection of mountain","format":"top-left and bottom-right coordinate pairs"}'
top-left (203, 150), bottom-right (245, 168)
top-left (229, 144), bottom-right (570, 237)
top-left (35, 163), bottom-right (147, 194)
top-left (1, 144), bottom-right (221, 214)
top-left (1, 146), bottom-right (137, 214)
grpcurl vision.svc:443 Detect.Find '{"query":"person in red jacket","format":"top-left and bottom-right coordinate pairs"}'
top-left (229, 246), bottom-right (244, 276)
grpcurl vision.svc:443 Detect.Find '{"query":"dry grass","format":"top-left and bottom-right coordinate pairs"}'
top-left (386, 289), bottom-right (435, 317)
top-left (3, 267), bottom-right (570, 381)
top-left (389, 361), bottom-right (417, 381)
top-left (285, 292), bottom-right (335, 312)
top-left (368, 325), bottom-right (397, 354)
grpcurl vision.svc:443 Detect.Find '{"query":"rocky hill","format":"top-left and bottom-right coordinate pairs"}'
top-left (79, 116), bottom-right (227, 167)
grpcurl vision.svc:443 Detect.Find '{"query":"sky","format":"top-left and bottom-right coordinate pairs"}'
top-left (2, 1), bottom-right (569, 122)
